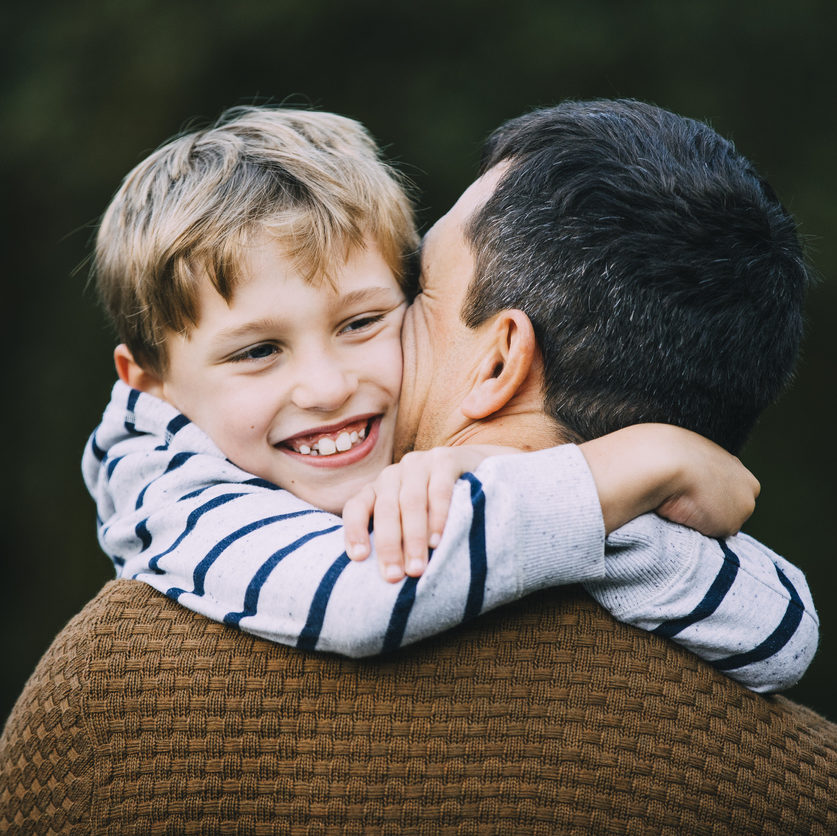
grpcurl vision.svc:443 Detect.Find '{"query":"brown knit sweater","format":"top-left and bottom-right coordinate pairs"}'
top-left (2, 579), bottom-right (836, 835)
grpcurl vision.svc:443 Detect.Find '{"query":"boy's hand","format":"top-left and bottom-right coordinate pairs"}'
top-left (580, 424), bottom-right (760, 537)
top-left (342, 445), bottom-right (519, 583)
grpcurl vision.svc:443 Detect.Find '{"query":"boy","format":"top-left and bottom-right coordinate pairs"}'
top-left (83, 106), bottom-right (817, 691)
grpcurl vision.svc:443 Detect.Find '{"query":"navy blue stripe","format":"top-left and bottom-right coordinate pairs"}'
top-left (179, 477), bottom-right (280, 502)
top-left (135, 482), bottom-right (150, 511)
top-left (223, 525), bottom-right (341, 627)
top-left (382, 577), bottom-right (420, 653)
top-left (125, 389), bottom-right (143, 435)
top-left (164, 452), bottom-right (196, 473)
top-left (652, 540), bottom-right (740, 639)
top-left (106, 456), bottom-right (124, 478)
top-left (163, 509), bottom-right (323, 595)
top-left (89, 433), bottom-right (106, 462)
top-left (147, 495), bottom-right (316, 573)
top-left (112, 554), bottom-right (125, 568)
top-left (165, 413), bottom-right (190, 439)
top-left (242, 477), bottom-right (280, 490)
top-left (462, 473), bottom-right (487, 621)
top-left (712, 563), bottom-right (805, 672)
top-left (136, 519), bottom-right (152, 551)
top-left (134, 451), bottom-right (197, 516)
top-left (180, 485), bottom-right (221, 502)
top-left (134, 453), bottom-right (194, 524)
top-left (148, 493), bottom-right (245, 571)
top-left (296, 554), bottom-right (351, 651)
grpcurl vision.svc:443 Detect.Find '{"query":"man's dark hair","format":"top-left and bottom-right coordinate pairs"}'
top-left (463, 99), bottom-right (811, 452)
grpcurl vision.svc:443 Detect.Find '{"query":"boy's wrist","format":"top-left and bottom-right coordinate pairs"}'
top-left (581, 422), bottom-right (758, 538)
top-left (579, 425), bottom-right (679, 534)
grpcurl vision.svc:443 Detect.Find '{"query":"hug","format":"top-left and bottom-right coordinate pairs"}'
top-left (2, 99), bottom-right (835, 833)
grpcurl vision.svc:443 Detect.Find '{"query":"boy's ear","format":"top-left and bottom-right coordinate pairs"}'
top-left (114, 344), bottom-right (165, 398)
top-left (460, 310), bottom-right (538, 421)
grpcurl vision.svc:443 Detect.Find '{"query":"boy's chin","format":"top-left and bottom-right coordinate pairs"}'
top-left (290, 476), bottom-right (365, 517)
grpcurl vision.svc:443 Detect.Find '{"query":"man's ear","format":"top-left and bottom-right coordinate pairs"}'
top-left (114, 344), bottom-right (165, 398)
top-left (460, 310), bottom-right (538, 420)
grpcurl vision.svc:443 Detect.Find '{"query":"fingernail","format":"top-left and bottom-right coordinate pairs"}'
top-left (428, 533), bottom-right (441, 549)
top-left (407, 558), bottom-right (425, 575)
top-left (347, 543), bottom-right (366, 560)
top-left (385, 565), bottom-right (403, 582)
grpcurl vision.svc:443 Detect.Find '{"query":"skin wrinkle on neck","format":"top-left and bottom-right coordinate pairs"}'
top-left (447, 411), bottom-right (564, 452)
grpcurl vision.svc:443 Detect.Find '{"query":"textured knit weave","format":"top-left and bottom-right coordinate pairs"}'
top-left (2, 579), bottom-right (836, 835)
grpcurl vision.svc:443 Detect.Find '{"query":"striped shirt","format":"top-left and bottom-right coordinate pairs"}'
top-left (83, 382), bottom-right (818, 692)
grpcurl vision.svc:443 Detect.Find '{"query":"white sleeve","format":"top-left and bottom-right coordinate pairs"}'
top-left (85, 384), bottom-right (818, 688)
top-left (83, 385), bottom-right (606, 657)
top-left (584, 515), bottom-right (819, 692)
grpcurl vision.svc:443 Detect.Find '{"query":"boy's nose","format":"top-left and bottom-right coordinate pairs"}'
top-left (290, 353), bottom-right (357, 412)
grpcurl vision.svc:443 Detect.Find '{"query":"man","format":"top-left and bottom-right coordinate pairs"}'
top-left (2, 100), bottom-right (835, 833)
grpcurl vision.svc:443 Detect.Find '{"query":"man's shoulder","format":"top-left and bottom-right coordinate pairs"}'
top-left (2, 579), bottom-right (836, 834)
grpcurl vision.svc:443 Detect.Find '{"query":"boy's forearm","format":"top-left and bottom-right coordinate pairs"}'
top-left (84, 385), bottom-right (609, 657)
top-left (580, 428), bottom-right (672, 533)
top-left (585, 518), bottom-right (819, 692)
top-left (579, 424), bottom-right (758, 537)
top-left (86, 384), bottom-right (815, 691)
top-left (94, 441), bottom-right (607, 658)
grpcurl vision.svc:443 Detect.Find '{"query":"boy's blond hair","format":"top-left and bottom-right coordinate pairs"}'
top-left (94, 106), bottom-right (419, 375)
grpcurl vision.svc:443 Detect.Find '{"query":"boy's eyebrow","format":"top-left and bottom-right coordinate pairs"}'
top-left (215, 318), bottom-right (284, 343)
top-left (335, 287), bottom-right (403, 307)
top-left (213, 287), bottom-right (400, 344)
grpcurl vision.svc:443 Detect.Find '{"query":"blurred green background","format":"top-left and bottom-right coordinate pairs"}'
top-left (2, 0), bottom-right (834, 725)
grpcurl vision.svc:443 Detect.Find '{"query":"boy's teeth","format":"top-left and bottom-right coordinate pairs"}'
top-left (318, 437), bottom-right (337, 455)
top-left (289, 420), bottom-right (371, 455)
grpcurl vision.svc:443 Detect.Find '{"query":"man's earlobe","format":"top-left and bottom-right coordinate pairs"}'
top-left (113, 344), bottom-right (165, 398)
top-left (461, 310), bottom-right (537, 420)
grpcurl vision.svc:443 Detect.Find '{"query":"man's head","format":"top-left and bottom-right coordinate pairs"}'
top-left (94, 105), bottom-right (418, 377)
top-left (398, 99), bottom-right (811, 455)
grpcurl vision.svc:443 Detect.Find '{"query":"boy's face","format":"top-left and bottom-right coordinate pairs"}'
top-left (157, 232), bottom-right (406, 514)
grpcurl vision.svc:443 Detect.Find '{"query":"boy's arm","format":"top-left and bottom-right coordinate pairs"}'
top-left (581, 426), bottom-right (817, 692)
top-left (343, 423), bottom-right (760, 580)
top-left (584, 519), bottom-right (819, 693)
top-left (339, 432), bottom-right (816, 692)
top-left (84, 383), bottom-right (817, 691)
top-left (83, 383), bottom-right (606, 658)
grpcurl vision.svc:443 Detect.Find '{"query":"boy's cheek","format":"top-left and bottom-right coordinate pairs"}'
top-left (380, 332), bottom-right (406, 386)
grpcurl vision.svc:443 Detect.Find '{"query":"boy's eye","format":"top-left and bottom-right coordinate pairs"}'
top-left (230, 342), bottom-right (279, 362)
top-left (340, 313), bottom-right (385, 334)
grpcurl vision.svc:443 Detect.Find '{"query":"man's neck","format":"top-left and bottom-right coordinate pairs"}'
top-left (447, 409), bottom-right (567, 452)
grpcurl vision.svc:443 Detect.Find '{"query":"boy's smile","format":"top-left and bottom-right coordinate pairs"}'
top-left (143, 232), bottom-right (406, 514)
top-left (279, 414), bottom-right (377, 461)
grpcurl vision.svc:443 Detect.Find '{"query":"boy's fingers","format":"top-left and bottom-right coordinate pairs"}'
top-left (342, 485), bottom-right (376, 561)
top-left (398, 476), bottom-right (430, 577)
top-left (426, 470), bottom-right (456, 550)
top-left (370, 467), bottom-right (406, 582)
